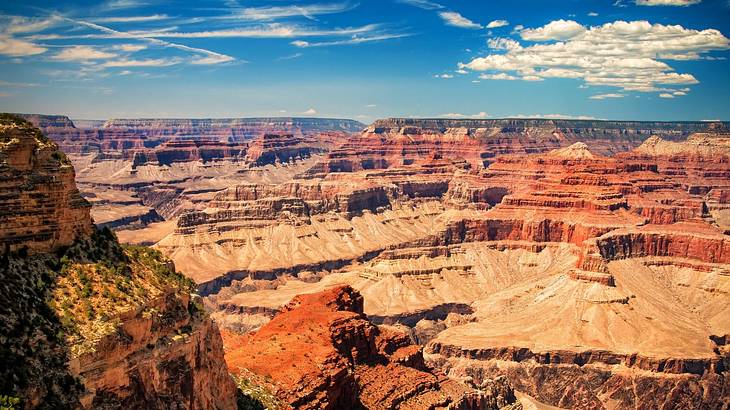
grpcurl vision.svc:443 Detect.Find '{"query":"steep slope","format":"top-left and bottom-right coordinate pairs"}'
top-left (0, 115), bottom-right (236, 409)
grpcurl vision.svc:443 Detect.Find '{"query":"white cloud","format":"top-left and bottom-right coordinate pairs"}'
top-left (113, 43), bottom-right (146, 52)
top-left (588, 12), bottom-right (599, 16)
top-left (434, 73), bottom-right (453, 78)
top-left (636, 0), bottom-right (701, 5)
top-left (191, 54), bottom-right (235, 65)
top-left (455, 68), bottom-right (468, 74)
top-left (365, 104), bottom-right (377, 107)
top-left (479, 73), bottom-right (518, 80)
top-left (487, 37), bottom-right (521, 50)
top-left (460, 20), bottom-right (729, 95)
top-left (659, 92), bottom-right (675, 98)
top-left (520, 19), bottom-right (586, 41)
top-left (486, 20), bottom-right (509, 29)
top-left (92, 14), bottom-right (169, 23)
top-left (52, 45), bottom-right (117, 61)
top-left (438, 11), bottom-right (482, 29)
top-left (440, 112), bottom-right (489, 119)
top-left (289, 33), bottom-right (411, 47)
top-left (33, 23), bottom-right (385, 40)
top-left (590, 93), bottom-right (625, 99)
top-left (0, 36), bottom-right (47, 56)
top-left (229, 3), bottom-right (354, 21)
top-left (301, 108), bottom-right (318, 115)
top-left (672, 90), bottom-right (687, 96)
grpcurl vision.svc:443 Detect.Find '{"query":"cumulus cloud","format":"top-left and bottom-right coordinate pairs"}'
top-left (520, 19), bottom-right (586, 41)
top-left (53, 45), bottom-right (117, 61)
top-left (659, 93), bottom-right (675, 98)
top-left (635, 0), bottom-right (701, 5)
top-left (438, 11), bottom-right (482, 29)
top-left (487, 37), bottom-right (520, 50)
top-left (460, 20), bottom-right (729, 96)
top-left (486, 20), bottom-right (509, 29)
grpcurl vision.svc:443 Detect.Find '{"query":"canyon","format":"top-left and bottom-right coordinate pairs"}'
top-left (7, 113), bottom-right (730, 409)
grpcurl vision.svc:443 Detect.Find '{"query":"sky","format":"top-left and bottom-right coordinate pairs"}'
top-left (0, 0), bottom-right (729, 121)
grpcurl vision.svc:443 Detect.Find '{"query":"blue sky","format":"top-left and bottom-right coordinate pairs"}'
top-left (0, 0), bottom-right (729, 121)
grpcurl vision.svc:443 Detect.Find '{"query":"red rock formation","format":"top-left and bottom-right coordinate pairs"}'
top-left (224, 285), bottom-right (518, 409)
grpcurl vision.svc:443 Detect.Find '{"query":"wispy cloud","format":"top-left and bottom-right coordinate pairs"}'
top-left (91, 14), bottom-right (169, 23)
top-left (0, 36), bottom-right (47, 56)
top-left (635, 0), bottom-right (701, 6)
top-left (438, 11), bottom-right (482, 29)
top-left (397, 0), bottom-right (444, 10)
top-left (276, 52), bottom-right (303, 61)
top-left (52, 45), bottom-right (117, 61)
top-left (100, 57), bottom-right (181, 67)
top-left (223, 3), bottom-right (355, 21)
top-left (291, 32), bottom-right (411, 47)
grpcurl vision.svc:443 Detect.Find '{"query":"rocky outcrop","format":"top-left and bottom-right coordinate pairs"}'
top-left (0, 114), bottom-right (93, 253)
top-left (224, 285), bottom-right (520, 409)
top-left (0, 115), bottom-right (236, 409)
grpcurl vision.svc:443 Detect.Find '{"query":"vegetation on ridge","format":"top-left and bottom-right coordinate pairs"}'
top-left (1, 227), bottom-right (197, 408)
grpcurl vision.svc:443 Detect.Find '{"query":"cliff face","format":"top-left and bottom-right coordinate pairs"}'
top-left (0, 115), bottom-right (236, 409)
top-left (0, 114), bottom-right (93, 253)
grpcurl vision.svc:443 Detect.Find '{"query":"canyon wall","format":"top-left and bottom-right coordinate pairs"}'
top-left (0, 115), bottom-right (236, 409)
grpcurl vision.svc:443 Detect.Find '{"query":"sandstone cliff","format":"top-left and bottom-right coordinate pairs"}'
top-left (0, 114), bottom-right (93, 253)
